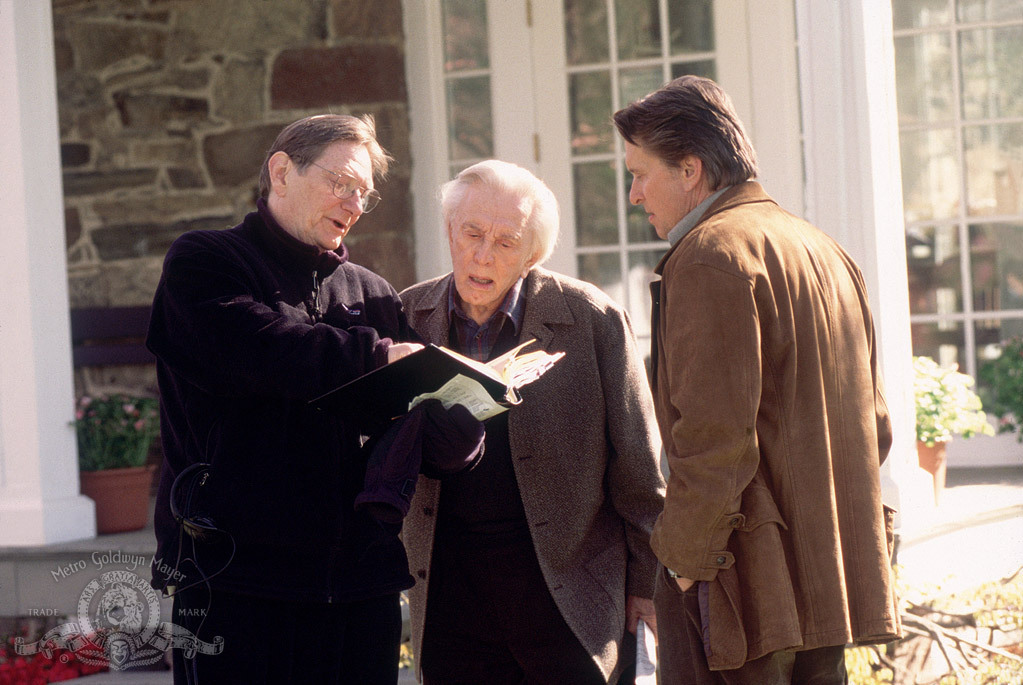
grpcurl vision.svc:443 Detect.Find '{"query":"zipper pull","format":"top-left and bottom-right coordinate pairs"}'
top-left (310, 271), bottom-right (323, 322)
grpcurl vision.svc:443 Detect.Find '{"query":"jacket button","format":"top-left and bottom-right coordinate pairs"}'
top-left (716, 556), bottom-right (727, 565)
top-left (417, 569), bottom-right (427, 579)
top-left (423, 507), bottom-right (434, 516)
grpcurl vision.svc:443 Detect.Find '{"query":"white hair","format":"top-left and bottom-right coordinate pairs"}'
top-left (439, 160), bottom-right (559, 267)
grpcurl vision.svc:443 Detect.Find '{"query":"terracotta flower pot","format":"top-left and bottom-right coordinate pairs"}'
top-left (80, 464), bottom-right (157, 534)
top-left (916, 440), bottom-right (947, 505)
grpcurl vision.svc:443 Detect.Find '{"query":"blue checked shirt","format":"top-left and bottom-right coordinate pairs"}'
top-left (447, 278), bottom-right (525, 363)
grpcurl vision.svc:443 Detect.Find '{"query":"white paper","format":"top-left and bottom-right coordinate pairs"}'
top-left (408, 374), bottom-right (508, 421)
top-left (636, 619), bottom-right (657, 683)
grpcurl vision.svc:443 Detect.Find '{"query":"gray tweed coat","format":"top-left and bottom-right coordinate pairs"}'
top-left (399, 267), bottom-right (665, 682)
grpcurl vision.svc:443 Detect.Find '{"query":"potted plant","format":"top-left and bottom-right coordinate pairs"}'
top-left (978, 336), bottom-right (1023, 443)
top-left (914, 356), bottom-right (993, 503)
top-left (75, 393), bottom-right (160, 534)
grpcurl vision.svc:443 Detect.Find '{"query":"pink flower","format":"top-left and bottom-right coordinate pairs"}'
top-left (134, 419), bottom-right (146, 431)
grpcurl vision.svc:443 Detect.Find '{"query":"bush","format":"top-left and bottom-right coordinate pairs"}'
top-left (979, 337), bottom-right (1023, 442)
top-left (847, 569), bottom-right (1023, 684)
top-left (914, 356), bottom-right (993, 447)
top-left (74, 394), bottom-right (159, 471)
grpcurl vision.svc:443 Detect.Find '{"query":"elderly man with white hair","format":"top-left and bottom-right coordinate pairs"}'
top-left (400, 160), bottom-right (665, 684)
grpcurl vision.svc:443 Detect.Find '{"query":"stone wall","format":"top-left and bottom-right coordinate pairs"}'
top-left (53, 0), bottom-right (413, 397)
top-left (54, 0), bottom-right (414, 309)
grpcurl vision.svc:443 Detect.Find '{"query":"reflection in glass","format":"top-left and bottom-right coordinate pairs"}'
top-left (619, 66), bottom-right (665, 112)
top-left (964, 123), bottom-right (1023, 217)
top-left (669, 0), bottom-right (713, 54)
top-left (578, 252), bottom-right (623, 302)
top-left (975, 317), bottom-right (1023, 398)
top-left (627, 204), bottom-right (659, 244)
top-left (570, 71), bottom-right (614, 154)
top-left (960, 26), bottom-right (1023, 121)
top-left (671, 60), bottom-right (716, 81)
top-left (899, 128), bottom-right (960, 222)
top-left (574, 161), bottom-right (618, 247)
top-left (447, 163), bottom-right (465, 181)
top-left (616, 0), bottom-right (661, 61)
top-left (442, 0), bottom-right (488, 72)
top-left (627, 250), bottom-right (665, 338)
top-left (906, 224), bottom-right (963, 315)
top-left (446, 77), bottom-right (493, 160)
top-left (624, 172), bottom-right (660, 244)
top-left (970, 223), bottom-right (1023, 313)
top-left (893, 0), bottom-right (951, 29)
top-left (564, 0), bottom-right (609, 66)
top-left (957, 0), bottom-right (1023, 23)
top-left (911, 321), bottom-right (965, 369)
top-left (894, 34), bottom-right (953, 125)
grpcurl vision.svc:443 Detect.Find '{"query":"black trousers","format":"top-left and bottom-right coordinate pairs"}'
top-left (653, 567), bottom-right (848, 685)
top-left (171, 586), bottom-right (401, 685)
top-left (420, 528), bottom-right (608, 685)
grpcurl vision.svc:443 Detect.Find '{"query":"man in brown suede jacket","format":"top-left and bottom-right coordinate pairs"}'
top-left (614, 76), bottom-right (901, 684)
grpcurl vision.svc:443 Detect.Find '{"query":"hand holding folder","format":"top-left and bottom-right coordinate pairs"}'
top-left (310, 339), bottom-right (564, 421)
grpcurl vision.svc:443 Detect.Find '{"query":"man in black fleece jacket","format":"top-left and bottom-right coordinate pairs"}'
top-left (147, 114), bottom-right (439, 684)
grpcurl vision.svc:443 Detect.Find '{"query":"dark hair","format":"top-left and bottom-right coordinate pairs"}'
top-left (613, 75), bottom-right (758, 189)
top-left (257, 114), bottom-right (393, 198)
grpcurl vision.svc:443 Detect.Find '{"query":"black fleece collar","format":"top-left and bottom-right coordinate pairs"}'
top-left (254, 197), bottom-right (349, 277)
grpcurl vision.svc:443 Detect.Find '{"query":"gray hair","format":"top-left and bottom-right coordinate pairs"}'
top-left (440, 160), bottom-right (559, 267)
top-left (258, 114), bottom-right (393, 198)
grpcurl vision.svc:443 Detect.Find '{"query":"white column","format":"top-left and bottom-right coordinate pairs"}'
top-left (795, 0), bottom-right (933, 531)
top-left (0, 0), bottom-right (96, 544)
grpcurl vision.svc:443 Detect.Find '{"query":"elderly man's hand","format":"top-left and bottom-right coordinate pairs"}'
top-left (626, 595), bottom-right (657, 641)
top-left (387, 342), bottom-right (424, 363)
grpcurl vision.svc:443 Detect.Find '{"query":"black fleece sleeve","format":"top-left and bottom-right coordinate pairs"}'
top-left (147, 234), bottom-right (394, 401)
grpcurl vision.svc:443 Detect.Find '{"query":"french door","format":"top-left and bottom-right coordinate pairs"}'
top-left (405, 0), bottom-right (803, 352)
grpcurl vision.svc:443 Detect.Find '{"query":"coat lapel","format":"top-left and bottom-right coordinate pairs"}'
top-left (407, 275), bottom-right (453, 345)
top-left (519, 268), bottom-right (574, 351)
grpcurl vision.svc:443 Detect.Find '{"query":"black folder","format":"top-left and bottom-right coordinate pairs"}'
top-left (308, 344), bottom-right (510, 420)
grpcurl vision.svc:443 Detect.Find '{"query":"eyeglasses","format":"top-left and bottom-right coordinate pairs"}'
top-left (309, 162), bottom-right (381, 213)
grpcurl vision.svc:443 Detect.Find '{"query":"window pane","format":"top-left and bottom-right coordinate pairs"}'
top-left (442, 0), bottom-right (488, 72)
top-left (975, 317), bottom-right (1023, 398)
top-left (570, 71), bottom-right (614, 155)
top-left (906, 224), bottom-right (963, 314)
top-left (964, 123), bottom-right (1023, 216)
top-left (970, 223), bottom-right (1023, 313)
top-left (616, 0), bottom-right (661, 61)
top-left (446, 77), bottom-right (493, 160)
top-left (671, 60), bottom-right (716, 81)
top-left (627, 249), bottom-right (664, 339)
top-left (574, 161), bottom-right (618, 246)
top-left (893, 0), bottom-right (952, 29)
top-left (912, 321), bottom-right (966, 369)
top-left (449, 162), bottom-right (473, 180)
top-left (899, 128), bottom-right (961, 221)
top-left (960, 26), bottom-right (1023, 121)
top-left (894, 33), bottom-right (954, 125)
top-left (668, 0), bottom-right (713, 54)
top-left (619, 66), bottom-right (664, 111)
top-left (578, 252), bottom-right (622, 301)
top-left (624, 173), bottom-right (659, 243)
top-left (564, 0), bottom-right (609, 66)
top-left (957, 0), bottom-right (1023, 22)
